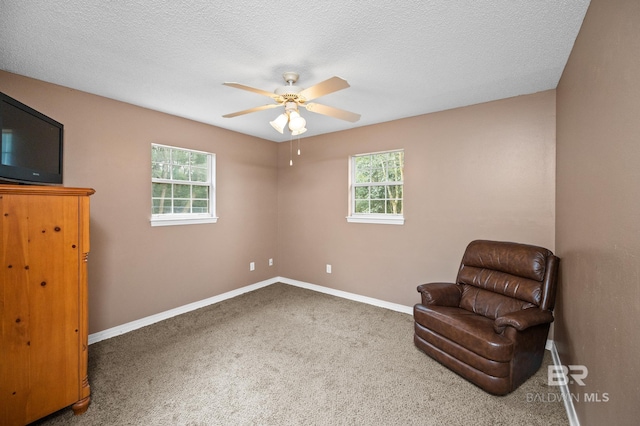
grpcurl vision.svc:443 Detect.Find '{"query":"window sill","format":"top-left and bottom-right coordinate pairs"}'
top-left (346, 215), bottom-right (404, 225)
top-left (150, 216), bottom-right (219, 227)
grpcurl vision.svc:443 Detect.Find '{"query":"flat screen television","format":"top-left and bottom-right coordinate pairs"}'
top-left (0, 92), bottom-right (63, 185)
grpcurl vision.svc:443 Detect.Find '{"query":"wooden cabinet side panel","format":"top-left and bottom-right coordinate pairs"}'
top-left (77, 195), bottom-right (91, 405)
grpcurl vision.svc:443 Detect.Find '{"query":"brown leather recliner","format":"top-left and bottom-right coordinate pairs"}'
top-left (413, 240), bottom-right (559, 395)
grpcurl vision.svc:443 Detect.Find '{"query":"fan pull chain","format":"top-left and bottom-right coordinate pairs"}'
top-left (297, 137), bottom-right (301, 156)
top-left (289, 136), bottom-right (293, 166)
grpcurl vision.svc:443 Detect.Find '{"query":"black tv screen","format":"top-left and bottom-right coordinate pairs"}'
top-left (0, 92), bottom-right (63, 185)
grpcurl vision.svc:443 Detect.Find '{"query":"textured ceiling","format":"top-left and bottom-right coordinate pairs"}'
top-left (0, 1), bottom-right (590, 142)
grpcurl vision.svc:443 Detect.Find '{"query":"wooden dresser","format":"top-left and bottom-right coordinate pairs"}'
top-left (0, 185), bottom-right (94, 425)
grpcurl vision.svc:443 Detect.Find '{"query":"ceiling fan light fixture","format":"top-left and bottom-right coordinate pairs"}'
top-left (269, 113), bottom-right (288, 134)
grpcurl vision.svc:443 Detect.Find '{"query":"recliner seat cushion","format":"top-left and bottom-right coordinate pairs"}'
top-left (413, 304), bottom-right (513, 362)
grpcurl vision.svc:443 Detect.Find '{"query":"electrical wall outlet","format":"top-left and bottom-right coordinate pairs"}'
top-left (269, 258), bottom-right (273, 266)
top-left (326, 264), bottom-right (332, 274)
top-left (250, 262), bottom-right (255, 271)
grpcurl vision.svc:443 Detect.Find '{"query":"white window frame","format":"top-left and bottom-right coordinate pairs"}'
top-left (150, 143), bottom-right (218, 227)
top-left (347, 149), bottom-right (405, 225)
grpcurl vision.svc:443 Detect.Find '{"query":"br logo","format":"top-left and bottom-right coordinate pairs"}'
top-left (548, 365), bottom-right (588, 386)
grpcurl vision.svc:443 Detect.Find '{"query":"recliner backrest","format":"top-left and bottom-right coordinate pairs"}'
top-left (456, 240), bottom-right (557, 319)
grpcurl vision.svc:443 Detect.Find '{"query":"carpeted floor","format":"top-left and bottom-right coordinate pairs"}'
top-left (34, 283), bottom-right (569, 425)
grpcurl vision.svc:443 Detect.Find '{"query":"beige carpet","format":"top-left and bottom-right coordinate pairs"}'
top-left (34, 283), bottom-right (569, 425)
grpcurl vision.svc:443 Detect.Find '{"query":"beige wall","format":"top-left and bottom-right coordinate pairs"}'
top-left (278, 90), bottom-right (556, 307)
top-left (0, 71), bottom-right (280, 333)
top-left (556, 0), bottom-right (640, 424)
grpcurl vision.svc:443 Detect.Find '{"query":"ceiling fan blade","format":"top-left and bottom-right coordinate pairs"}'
top-left (223, 82), bottom-right (281, 101)
top-left (299, 76), bottom-right (350, 102)
top-left (222, 104), bottom-right (281, 118)
top-left (304, 103), bottom-right (361, 122)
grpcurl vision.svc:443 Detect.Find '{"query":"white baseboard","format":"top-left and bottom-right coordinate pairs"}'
top-left (548, 340), bottom-right (580, 426)
top-left (278, 277), bottom-right (414, 315)
top-left (88, 277), bottom-right (279, 345)
top-left (88, 277), bottom-right (413, 345)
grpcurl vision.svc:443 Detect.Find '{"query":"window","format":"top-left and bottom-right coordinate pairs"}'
top-left (347, 149), bottom-right (404, 225)
top-left (151, 144), bottom-right (217, 226)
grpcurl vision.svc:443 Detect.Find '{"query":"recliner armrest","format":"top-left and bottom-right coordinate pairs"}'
top-left (493, 308), bottom-right (554, 334)
top-left (416, 282), bottom-right (462, 307)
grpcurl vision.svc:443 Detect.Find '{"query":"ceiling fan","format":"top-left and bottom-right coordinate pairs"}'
top-left (222, 72), bottom-right (360, 136)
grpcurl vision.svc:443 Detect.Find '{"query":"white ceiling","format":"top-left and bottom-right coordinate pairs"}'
top-left (0, 1), bottom-right (590, 142)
